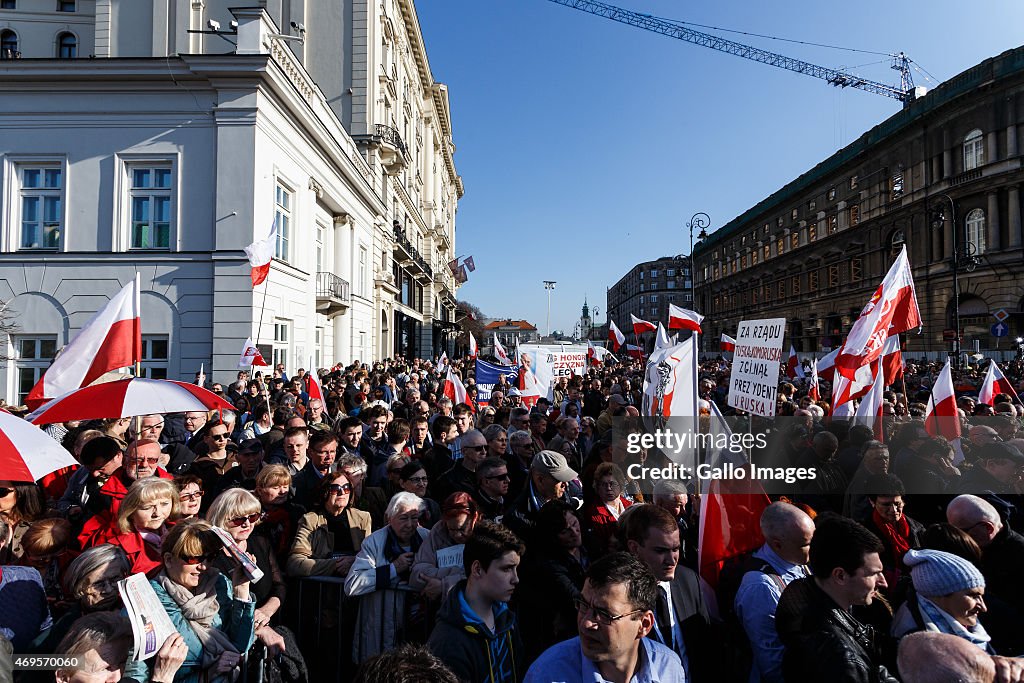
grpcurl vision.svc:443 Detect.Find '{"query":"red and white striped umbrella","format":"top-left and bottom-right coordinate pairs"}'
top-left (0, 410), bottom-right (79, 481)
top-left (28, 378), bottom-right (234, 425)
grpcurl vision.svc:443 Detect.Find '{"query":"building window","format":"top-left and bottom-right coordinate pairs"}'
top-left (763, 245), bottom-right (770, 261)
top-left (130, 166), bottom-right (172, 249)
top-left (667, 268), bottom-right (675, 277)
top-left (828, 215), bottom-right (838, 234)
top-left (849, 204), bottom-right (860, 225)
top-left (809, 224), bottom-right (817, 241)
top-left (667, 280), bottom-right (675, 289)
top-left (763, 223), bottom-right (769, 234)
top-left (18, 165), bottom-right (63, 249)
top-left (850, 175), bottom-right (858, 189)
top-left (808, 200), bottom-right (816, 212)
top-left (791, 209), bottom-right (798, 221)
top-left (359, 246), bottom-right (367, 296)
top-left (751, 251), bottom-right (758, 265)
top-left (639, 271), bottom-right (644, 279)
top-left (140, 335), bottom-right (168, 379)
top-left (851, 257), bottom-right (862, 282)
top-left (57, 0), bottom-right (74, 10)
top-left (965, 208), bottom-right (986, 254)
top-left (776, 238), bottom-right (784, 255)
top-left (890, 228), bottom-right (906, 257)
top-left (15, 337), bottom-right (56, 403)
top-left (777, 217), bottom-right (784, 227)
top-left (639, 284), bottom-right (645, 292)
top-left (741, 255), bottom-right (747, 268)
top-left (790, 233), bottom-right (799, 250)
top-left (809, 270), bottom-right (818, 291)
top-left (274, 182), bottom-right (291, 261)
top-left (777, 281), bottom-right (785, 299)
top-left (639, 295), bottom-right (645, 304)
top-left (315, 223), bottom-right (325, 273)
top-left (829, 264), bottom-right (839, 288)
top-left (650, 294), bottom-right (658, 303)
top-left (273, 321), bottom-right (291, 370)
top-left (828, 187), bottom-right (836, 201)
top-left (57, 32), bottom-right (76, 58)
top-left (964, 129), bottom-right (984, 171)
top-left (1, 29), bottom-right (17, 59)
top-left (1, 1), bottom-right (16, 9)
top-left (650, 269), bottom-right (658, 278)
top-left (890, 171), bottom-right (904, 199)
top-left (791, 275), bottom-right (801, 296)
top-left (314, 327), bottom-right (324, 369)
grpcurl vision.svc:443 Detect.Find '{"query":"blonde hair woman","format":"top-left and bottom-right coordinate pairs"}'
top-left (87, 478), bottom-right (178, 577)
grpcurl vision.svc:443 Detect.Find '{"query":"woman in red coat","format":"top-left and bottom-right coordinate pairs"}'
top-left (582, 462), bottom-right (632, 558)
top-left (87, 478), bottom-right (177, 577)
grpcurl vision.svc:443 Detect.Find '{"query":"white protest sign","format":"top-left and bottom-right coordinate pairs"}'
top-left (436, 544), bottom-right (465, 570)
top-left (728, 318), bottom-right (786, 417)
top-left (519, 344), bottom-right (588, 400)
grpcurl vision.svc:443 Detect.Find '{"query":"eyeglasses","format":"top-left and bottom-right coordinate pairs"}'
top-left (180, 553), bottom-right (215, 565)
top-left (0, 487), bottom-right (15, 497)
top-left (209, 433), bottom-right (229, 441)
top-left (141, 422), bottom-right (164, 431)
top-left (599, 481), bottom-right (622, 490)
top-left (228, 512), bottom-right (266, 527)
top-left (957, 520), bottom-right (988, 534)
top-left (406, 476), bottom-right (428, 484)
top-left (82, 574), bottom-right (125, 596)
top-left (179, 490), bottom-right (205, 502)
top-left (393, 512), bottom-right (424, 523)
top-left (485, 473), bottom-right (510, 481)
top-left (326, 483), bottom-right (353, 495)
top-left (127, 456), bottom-right (160, 466)
top-left (574, 598), bottom-right (643, 626)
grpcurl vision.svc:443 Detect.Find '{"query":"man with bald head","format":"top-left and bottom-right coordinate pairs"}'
top-left (948, 494), bottom-right (1024, 654)
top-left (897, 632), bottom-right (1024, 683)
top-left (734, 502), bottom-right (815, 683)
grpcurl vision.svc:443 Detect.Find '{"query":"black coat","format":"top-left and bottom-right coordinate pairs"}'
top-left (776, 578), bottom-right (898, 683)
top-left (644, 565), bottom-right (714, 683)
top-left (516, 546), bottom-right (586, 662)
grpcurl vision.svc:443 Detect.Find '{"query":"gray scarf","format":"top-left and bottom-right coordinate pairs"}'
top-left (155, 570), bottom-right (239, 672)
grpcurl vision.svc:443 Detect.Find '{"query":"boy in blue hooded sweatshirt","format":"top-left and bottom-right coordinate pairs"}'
top-left (427, 521), bottom-right (525, 683)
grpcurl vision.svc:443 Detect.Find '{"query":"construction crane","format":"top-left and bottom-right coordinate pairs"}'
top-left (544, 0), bottom-right (917, 103)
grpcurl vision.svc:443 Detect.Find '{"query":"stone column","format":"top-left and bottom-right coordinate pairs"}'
top-left (943, 129), bottom-right (952, 179)
top-left (987, 131), bottom-right (999, 164)
top-left (1008, 124), bottom-right (1018, 158)
top-left (988, 192), bottom-right (1001, 252)
top-left (1008, 185), bottom-right (1021, 249)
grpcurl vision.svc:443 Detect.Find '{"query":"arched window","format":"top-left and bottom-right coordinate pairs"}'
top-left (57, 32), bottom-right (76, 58)
top-left (965, 208), bottom-right (986, 255)
top-left (964, 129), bottom-right (984, 171)
top-left (0, 30), bottom-right (18, 60)
top-left (890, 228), bottom-right (906, 258)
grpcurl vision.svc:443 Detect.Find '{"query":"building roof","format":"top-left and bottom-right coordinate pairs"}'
top-left (484, 319), bottom-right (538, 331)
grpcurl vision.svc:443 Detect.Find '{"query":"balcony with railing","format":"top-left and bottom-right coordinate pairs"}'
top-left (315, 272), bottom-right (350, 318)
top-left (354, 124), bottom-right (409, 175)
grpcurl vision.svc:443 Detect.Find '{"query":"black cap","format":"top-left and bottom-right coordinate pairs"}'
top-left (978, 441), bottom-right (1024, 465)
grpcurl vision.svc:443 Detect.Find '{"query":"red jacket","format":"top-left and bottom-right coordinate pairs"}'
top-left (583, 497), bottom-right (633, 556)
top-left (105, 528), bottom-right (166, 578)
top-left (76, 468), bottom-right (174, 550)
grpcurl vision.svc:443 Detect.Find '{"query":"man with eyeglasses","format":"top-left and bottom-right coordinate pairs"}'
top-left (129, 414), bottom-right (195, 476)
top-left (293, 431), bottom-right (339, 507)
top-left (434, 430), bottom-right (488, 502)
top-left (474, 457), bottom-right (510, 522)
top-left (525, 552), bottom-right (685, 683)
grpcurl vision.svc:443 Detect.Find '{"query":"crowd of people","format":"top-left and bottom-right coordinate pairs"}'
top-left (0, 351), bottom-right (1023, 683)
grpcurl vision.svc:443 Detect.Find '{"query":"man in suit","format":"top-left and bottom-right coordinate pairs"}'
top-left (624, 502), bottom-right (712, 682)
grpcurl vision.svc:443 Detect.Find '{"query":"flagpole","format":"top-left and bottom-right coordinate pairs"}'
top-left (133, 272), bottom-right (143, 441)
top-left (253, 277), bottom-right (270, 351)
top-left (898, 333), bottom-right (909, 406)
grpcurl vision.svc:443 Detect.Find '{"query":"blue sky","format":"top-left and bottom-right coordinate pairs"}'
top-left (416, 0), bottom-right (1024, 335)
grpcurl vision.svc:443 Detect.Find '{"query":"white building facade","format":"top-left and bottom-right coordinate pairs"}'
top-left (0, 0), bottom-right (461, 403)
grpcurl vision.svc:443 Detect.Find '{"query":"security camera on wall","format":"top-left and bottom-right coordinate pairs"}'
top-left (207, 19), bottom-right (221, 31)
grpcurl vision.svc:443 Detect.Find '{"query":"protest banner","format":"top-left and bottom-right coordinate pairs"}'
top-left (475, 359), bottom-right (519, 405)
top-left (728, 318), bottom-right (786, 417)
top-left (518, 344), bottom-right (588, 400)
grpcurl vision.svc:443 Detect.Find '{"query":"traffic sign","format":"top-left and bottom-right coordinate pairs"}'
top-left (992, 322), bottom-right (1009, 337)
top-left (994, 309), bottom-right (1009, 322)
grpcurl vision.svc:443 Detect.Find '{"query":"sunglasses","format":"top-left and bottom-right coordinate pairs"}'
top-left (228, 512), bottom-right (266, 527)
top-left (0, 487), bottom-right (15, 497)
top-left (128, 456), bottom-right (160, 466)
top-left (180, 553), bottom-right (215, 565)
top-left (179, 490), bottom-right (205, 502)
top-left (209, 433), bottom-right (229, 441)
top-left (326, 483), bottom-right (353, 495)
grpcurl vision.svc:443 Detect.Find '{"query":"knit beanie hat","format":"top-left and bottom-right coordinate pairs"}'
top-left (903, 549), bottom-right (985, 597)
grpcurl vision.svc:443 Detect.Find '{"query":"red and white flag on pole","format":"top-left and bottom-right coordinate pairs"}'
top-left (438, 350), bottom-right (449, 369)
top-left (720, 334), bottom-right (736, 352)
top-left (238, 338), bottom-right (268, 368)
top-left (817, 348), bottom-right (839, 382)
top-left (786, 345), bottom-right (805, 380)
top-left (667, 304), bottom-right (703, 332)
top-left (608, 321), bottom-right (626, 352)
top-left (443, 366), bottom-right (473, 411)
top-left (624, 344), bottom-right (644, 359)
top-left (26, 275), bottom-right (142, 410)
top-left (306, 356), bottom-right (324, 402)
top-left (493, 336), bottom-right (512, 365)
top-left (832, 335), bottom-right (903, 409)
top-left (468, 333), bottom-right (477, 359)
top-left (654, 323), bottom-right (672, 352)
top-left (243, 220), bottom-right (277, 287)
top-left (834, 246), bottom-right (920, 380)
top-left (698, 478), bottom-right (771, 592)
top-left (979, 359), bottom-right (1020, 406)
top-left (925, 358), bottom-right (964, 463)
top-left (808, 360), bottom-right (821, 402)
top-left (631, 314), bottom-right (657, 336)
top-left (854, 364), bottom-right (887, 442)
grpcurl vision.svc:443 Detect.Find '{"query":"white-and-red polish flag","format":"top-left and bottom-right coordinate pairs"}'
top-left (244, 219), bottom-right (277, 287)
top-left (817, 348), bottom-right (839, 382)
top-left (698, 477), bottom-right (771, 593)
top-left (979, 359), bottom-right (1020, 406)
top-left (834, 246), bottom-right (920, 380)
top-left (238, 338), bottom-right (269, 368)
top-left (306, 356), bottom-right (324, 402)
top-left (493, 336), bottom-right (513, 366)
top-left (468, 333), bottom-right (477, 359)
top-left (786, 345), bottom-right (805, 380)
top-left (854, 363), bottom-right (887, 442)
top-left (808, 360), bottom-right (821, 402)
top-left (443, 366), bottom-right (473, 412)
top-left (924, 358), bottom-right (963, 460)
top-left (720, 334), bottom-right (736, 352)
top-left (832, 335), bottom-right (903, 408)
top-left (608, 321), bottom-right (626, 352)
top-left (631, 314), bottom-right (657, 336)
top-left (624, 344), bottom-right (644, 359)
top-left (667, 304), bottom-right (703, 332)
top-left (26, 274), bottom-right (142, 410)
top-left (654, 323), bottom-right (673, 352)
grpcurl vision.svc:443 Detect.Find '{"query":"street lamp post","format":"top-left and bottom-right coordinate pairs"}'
top-left (931, 194), bottom-right (980, 368)
top-left (686, 212), bottom-right (710, 308)
top-left (543, 280), bottom-right (557, 337)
